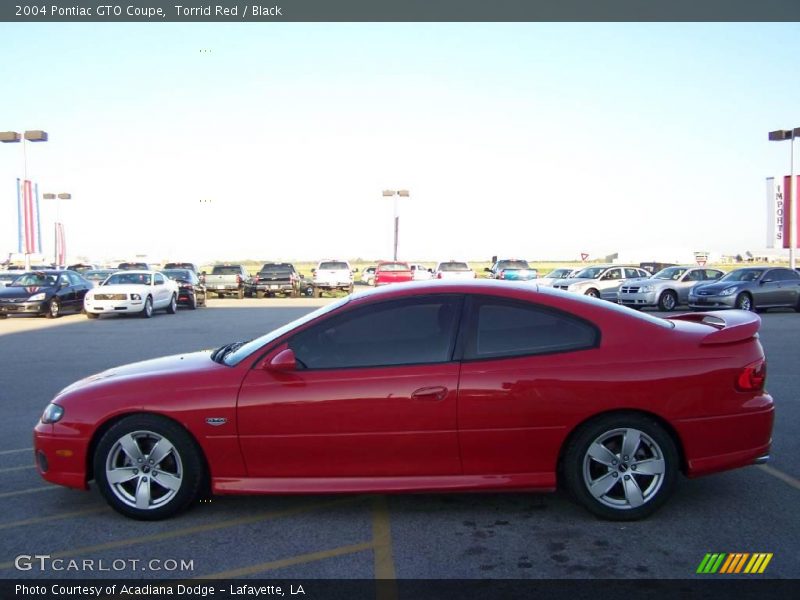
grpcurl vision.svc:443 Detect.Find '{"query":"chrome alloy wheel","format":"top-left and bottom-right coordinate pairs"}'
top-left (105, 430), bottom-right (183, 510)
top-left (582, 427), bottom-right (666, 510)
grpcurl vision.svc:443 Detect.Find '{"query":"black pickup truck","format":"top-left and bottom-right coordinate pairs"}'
top-left (245, 263), bottom-right (302, 298)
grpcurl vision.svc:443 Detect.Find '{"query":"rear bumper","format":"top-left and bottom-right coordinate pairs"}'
top-left (676, 400), bottom-right (774, 477)
top-left (688, 295), bottom-right (737, 309)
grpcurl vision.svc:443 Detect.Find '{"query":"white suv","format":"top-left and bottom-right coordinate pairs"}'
top-left (312, 260), bottom-right (354, 297)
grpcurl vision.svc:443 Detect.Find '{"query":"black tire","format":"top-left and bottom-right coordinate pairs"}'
top-left (795, 296), bottom-right (800, 313)
top-left (189, 294), bottom-right (197, 310)
top-left (166, 294), bottom-right (177, 314)
top-left (93, 414), bottom-right (204, 520)
top-left (585, 289), bottom-right (600, 299)
top-left (141, 296), bottom-right (153, 318)
top-left (86, 312), bottom-right (99, 319)
top-left (562, 413), bottom-right (678, 521)
top-left (657, 290), bottom-right (677, 312)
top-left (735, 293), bottom-right (754, 312)
top-left (45, 298), bottom-right (61, 319)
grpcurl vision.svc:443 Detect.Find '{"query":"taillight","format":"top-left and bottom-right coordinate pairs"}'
top-left (499, 270), bottom-right (505, 280)
top-left (437, 272), bottom-right (443, 279)
top-left (237, 275), bottom-right (242, 285)
top-left (736, 359), bottom-right (766, 392)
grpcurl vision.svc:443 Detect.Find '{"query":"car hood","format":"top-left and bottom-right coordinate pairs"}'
top-left (88, 284), bottom-right (152, 296)
top-left (554, 277), bottom-right (597, 286)
top-left (57, 350), bottom-right (215, 398)
top-left (0, 285), bottom-right (55, 300)
top-left (692, 281), bottom-right (750, 294)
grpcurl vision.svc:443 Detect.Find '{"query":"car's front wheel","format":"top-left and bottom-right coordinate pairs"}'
top-left (45, 298), bottom-right (60, 319)
top-left (141, 296), bottom-right (153, 318)
top-left (563, 414), bottom-right (678, 520)
top-left (94, 415), bottom-right (204, 520)
top-left (735, 293), bottom-right (754, 311)
top-left (657, 290), bottom-right (677, 312)
top-left (584, 288), bottom-right (600, 299)
top-left (166, 294), bottom-right (177, 314)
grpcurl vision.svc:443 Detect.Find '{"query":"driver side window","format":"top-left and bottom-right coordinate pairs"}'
top-left (288, 295), bottom-right (462, 369)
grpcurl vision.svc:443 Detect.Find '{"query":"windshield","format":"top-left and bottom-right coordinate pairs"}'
top-left (318, 262), bottom-right (349, 270)
top-left (654, 267), bottom-right (688, 280)
top-left (260, 264), bottom-right (293, 273)
top-left (720, 269), bottom-right (764, 282)
top-left (211, 266), bottom-right (243, 275)
top-left (105, 272), bottom-right (152, 285)
top-left (574, 267), bottom-right (607, 279)
top-left (11, 273), bottom-right (58, 287)
top-left (163, 269), bottom-right (193, 281)
top-left (378, 263), bottom-right (410, 271)
top-left (438, 262), bottom-right (470, 271)
top-left (497, 260), bottom-right (529, 270)
top-left (223, 296), bottom-right (350, 366)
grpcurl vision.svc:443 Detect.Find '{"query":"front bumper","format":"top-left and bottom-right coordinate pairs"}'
top-left (618, 291), bottom-right (658, 307)
top-left (33, 421), bottom-right (90, 491)
top-left (688, 294), bottom-right (737, 309)
top-left (0, 300), bottom-right (47, 315)
top-left (85, 299), bottom-right (144, 314)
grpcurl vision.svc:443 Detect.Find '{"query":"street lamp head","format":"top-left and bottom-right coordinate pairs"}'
top-left (57, 193), bottom-right (71, 200)
top-left (42, 193), bottom-right (57, 200)
top-left (768, 129), bottom-right (793, 141)
top-left (397, 190), bottom-right (410, 197)
top-left (382, 190), bottom-right (396, 197)
top-left (24, 130), bottom-right (48, 142)
top-left (0, 131), bottom-right (21, 143)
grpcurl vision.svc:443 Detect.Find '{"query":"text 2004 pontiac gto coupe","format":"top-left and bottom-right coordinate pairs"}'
top-left (34, 281), bottom-right (773, 520)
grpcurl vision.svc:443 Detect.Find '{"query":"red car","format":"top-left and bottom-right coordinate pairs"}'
top-left (34, 281), bottom-right (773, 520)
top-left (374, 261), bottom-right (413, 286)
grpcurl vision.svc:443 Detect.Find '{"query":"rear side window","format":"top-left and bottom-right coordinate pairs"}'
top-left (769, 268), bottom-right (800, 281)
top-left (464, 296), bottom-right (599, 360)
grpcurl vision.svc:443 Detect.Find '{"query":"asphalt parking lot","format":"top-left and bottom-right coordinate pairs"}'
top-left (1, 296), bottom-right (798, 582)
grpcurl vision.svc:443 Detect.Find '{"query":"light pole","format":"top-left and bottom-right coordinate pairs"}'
top-left (769, 128), bottom-right (800, 270)
top-left (1, 129), bottom-right (49, 269)
top-left (43, 192), bottom-right (71, 267)
top-left (382, 189), bottom-right (409, 261)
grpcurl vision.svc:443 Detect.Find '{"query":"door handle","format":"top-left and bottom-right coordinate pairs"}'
top-left (411, 386), bottom-right (448, 401)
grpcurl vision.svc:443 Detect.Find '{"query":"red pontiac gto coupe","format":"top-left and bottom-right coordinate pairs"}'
top-left (33, 281), bottom-right (773, 520)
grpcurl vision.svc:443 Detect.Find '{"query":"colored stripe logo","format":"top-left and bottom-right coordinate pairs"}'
top-left (697, 553), bottom-right (773, 574)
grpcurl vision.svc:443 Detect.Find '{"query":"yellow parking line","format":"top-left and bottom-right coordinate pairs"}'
top-left (199, 542), bottom-right (374, 579)
top-left (0, 495), bottom-right (364, 570)
top-left (758, 465), bottom-right (800, 491)
top-left (0, 447), bottom-right (32, 456)
top-left (0, 486), bottom-right (58, 499)
top-left (0, 464), bottom-right (34, 473)
top-left (0, 507), bottom-right (108, 531)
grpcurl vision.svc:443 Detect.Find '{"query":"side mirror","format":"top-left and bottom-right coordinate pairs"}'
top-left (265, 348), bottom-right (297, 371)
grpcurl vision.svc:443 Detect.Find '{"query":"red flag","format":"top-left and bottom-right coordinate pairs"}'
top-left (23, 180), bottom-right (35, 254)
top-left (55, 223), bottom-right (66, 266)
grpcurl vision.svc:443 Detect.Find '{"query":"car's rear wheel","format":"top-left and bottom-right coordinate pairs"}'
top-left (563, 414), bottom-right (678, 520)
top-left (657, 290), bottom-right (677, 312)
top-left (94, 415), bottom-right (204, 520)
top-left (585, 289), bottom-right (600, 298)
top-left (166, 294), bottom-right (177, 314)
top-left (189, 294), bottom-right (197, 310)
top-left (735, 293), bottom-right (754, 311)
top-left (46, 298), bottom-right (60, 319)
top-left (141, 296), bottom-right (153, 318)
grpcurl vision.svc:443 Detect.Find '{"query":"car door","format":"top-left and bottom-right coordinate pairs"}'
top-left (55, 273), bottom-right (77, 311)
top-left (598, 268), bottom-right (624, 300)
top-left (757, 269), bottom-right (785, 306)
top-left (237, 294), bottom-right (464, 478)
top-left (66, 272), bottom-right (90, 312)
top-left (770, 268), bottom-right (800, 306)
top-left (677, 269), bottom-right (704, 303)
top-left (152, 273), bottom-right (170, 308)
top-left (456, 295), bottom-right (600, 480)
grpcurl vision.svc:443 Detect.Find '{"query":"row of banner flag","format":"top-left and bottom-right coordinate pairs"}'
top-left (15, 178), bottom-right (66, 265)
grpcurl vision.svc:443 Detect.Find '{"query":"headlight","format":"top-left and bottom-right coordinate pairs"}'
top-left (719, 287), bottom-right (738, 296)
top-left (41, 403), bottom-right (64, 424)
top-left (28, 292), bottom-right (46, 301)
top-left (130, 293), bottom-right (141, 300)
top-left (639, 285), bottom-right (655, 293)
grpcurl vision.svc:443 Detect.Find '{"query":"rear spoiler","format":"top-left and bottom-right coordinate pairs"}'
top-left (666, 311), bottom-right (761, 345)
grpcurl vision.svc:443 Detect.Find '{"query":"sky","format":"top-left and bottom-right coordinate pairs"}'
top-left (1, 22), bottom-right (799, 265)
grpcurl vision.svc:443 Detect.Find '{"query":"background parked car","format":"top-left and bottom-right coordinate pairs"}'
top-left (117, 262), bottom-right (152, 271)
top-left (619, 266), bottom-right (724, 311)
top-left (246, 263), bottom-right (302, 298)
top-left (553, 265), bottom-right (650, 300)
top-left (84, 270), bottom-right (179, 318)
top-left (0, 271), bottom-right (18, 288)
top-left (66, 263), bottom-right (98, 273)
top-left (163, 262), bottom-right (199, 273)
top-left (0, 270), bottom-right (91, 319)
top-left (361, 266), bottom-right (377, 286)
top-left (409, 263), bottom-right (433, 280)
top-left (484, 259), bottom-right (538, 281)
top-left (312, 260), bottom-right (354, 296)
top-left (688, 266), bottom-right (800, 312)
top-left (537, 267), bottom-right (578, 287)
top-left (163, 269), bottom-right (207, 309)
top-left (204, 264), bottom-right (249, 299)
top-left (434, 261), bottom-right (476, 280)
top-left (374, 261), bottom-right (414, 286)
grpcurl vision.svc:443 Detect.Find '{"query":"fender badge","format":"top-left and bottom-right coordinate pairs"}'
top-left (205, 417), bottom-right (227, 426)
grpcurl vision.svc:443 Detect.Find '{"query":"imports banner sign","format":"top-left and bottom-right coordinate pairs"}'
top-left (766, 176), bottom-right (800, 249)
